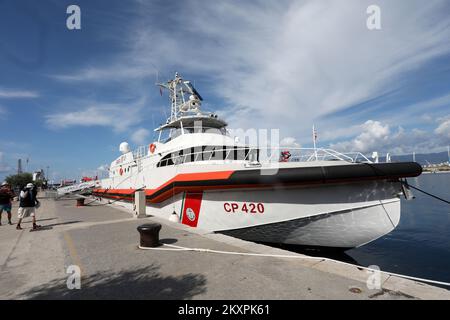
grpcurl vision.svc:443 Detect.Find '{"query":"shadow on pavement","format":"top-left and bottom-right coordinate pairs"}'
top-left (160, 238), bottom-right (178, 245)
top-left (29, 226), bottom-right (53, 232)
top-left (44, 220), bottom-right (82, 228)
top-left (35, 218), bottom-right (58, 223)
top-left (20, 264), bottom-right (207, 300)
top-left (21, 218), bottom-right (57, 224)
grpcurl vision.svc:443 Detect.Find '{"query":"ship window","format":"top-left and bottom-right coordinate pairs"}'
top-left (157, 153), bottom-right (174, 167)
top-left (156, 146), bottom-right (254, 167)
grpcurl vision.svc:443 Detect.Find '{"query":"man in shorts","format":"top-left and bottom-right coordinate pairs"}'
top-left (17, 183), bottom-right (41, 230)
top-left (0, 182), bottom-right (14, 225)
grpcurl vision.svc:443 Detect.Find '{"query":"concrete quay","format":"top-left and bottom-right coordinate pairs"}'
top-left (1, 194), bottom-right (449, 300)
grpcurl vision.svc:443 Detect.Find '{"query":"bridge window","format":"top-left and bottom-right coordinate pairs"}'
top-left (157, 146), bottom-right (255, 167)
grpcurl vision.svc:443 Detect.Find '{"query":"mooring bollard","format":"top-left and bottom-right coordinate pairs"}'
top-left (76, 198), bottom-right (85, 207)
top-left (137, 223), bottom-right (162, 248)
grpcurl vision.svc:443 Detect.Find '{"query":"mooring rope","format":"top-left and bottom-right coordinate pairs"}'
top-left (401, 181), bottom-right (450, 205)
top-left (138, 243), bottom-right (450, 287)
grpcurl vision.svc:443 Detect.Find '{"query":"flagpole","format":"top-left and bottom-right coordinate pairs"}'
top-left (313, 124), bottom-right (318, 161)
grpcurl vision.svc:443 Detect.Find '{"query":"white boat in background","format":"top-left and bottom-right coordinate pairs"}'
top-left (92, 73), bottom-right (422, 249)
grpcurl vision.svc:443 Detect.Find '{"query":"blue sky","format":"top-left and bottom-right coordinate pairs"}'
top-left (1, 0), bottom-right (450, 182)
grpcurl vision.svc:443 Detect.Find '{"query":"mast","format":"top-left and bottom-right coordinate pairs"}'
top-left (157, 72), bottom-right (203, 123)
top-left (154, 72), bottom-right (226, 133)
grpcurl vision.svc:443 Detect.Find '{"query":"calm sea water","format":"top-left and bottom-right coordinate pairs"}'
top-left (276, 173), bottom-right (450, 286)
top-left (346, 173), bottom-right (450, 284)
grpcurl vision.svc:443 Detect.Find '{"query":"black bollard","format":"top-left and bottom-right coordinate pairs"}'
top-left (137, 223), bottom-right (162, 248)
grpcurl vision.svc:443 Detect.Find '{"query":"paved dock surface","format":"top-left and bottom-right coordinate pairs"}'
top-left (1, 194), bottom-right (449, 300)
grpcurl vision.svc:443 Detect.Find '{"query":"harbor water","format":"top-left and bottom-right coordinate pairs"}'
top-left (275, 172), bottom-right (450, 286)
top-left (346, 172), bottom-right (450, 285)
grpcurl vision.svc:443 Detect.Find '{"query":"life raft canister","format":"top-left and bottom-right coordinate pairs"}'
top-left (149, 143), bottom-right (156, 154)
top-left (119, 167), bottom-right (124, 176)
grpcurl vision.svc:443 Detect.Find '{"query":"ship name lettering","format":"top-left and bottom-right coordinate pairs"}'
top-left (224, 202), bottom-right (264, 214)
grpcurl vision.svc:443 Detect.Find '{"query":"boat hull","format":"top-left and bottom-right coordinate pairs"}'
top-left (218, 198), bottom-right (400, 249)
top-left (186, 181), bottom-right (401, 248)
top-left (95, 179), bottom-right (403, 248)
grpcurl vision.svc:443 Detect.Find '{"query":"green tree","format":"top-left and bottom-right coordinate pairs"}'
top-left (5, 173), bottom-right (34, 190)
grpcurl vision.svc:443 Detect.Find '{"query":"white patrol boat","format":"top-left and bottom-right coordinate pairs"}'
top-left (93, 73), bottom-right (421, 249)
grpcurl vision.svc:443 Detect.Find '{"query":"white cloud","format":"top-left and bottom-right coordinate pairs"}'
top-left (280, 137), bottom-right (301, 148)
top-left (45, 98), bottom-right (147, 132)
top-left (97, 164), bottom-right (109, 172)
top-left (0, 88), bottom-right (39, 98)
top-left (52, 0), bottom-right (450, 138)
top-left (130, 128), bottom-right (150, 145)
top-left (331, 120), bottom-right (390, 153)
top-left (435, 118), bottom-right (450, 139)
top-left (318, 124), bottom-right (364, 142)
top-left (48, 0), bottom-right (450, 155)
top-left (329, 119), bottom-right (449, 154)
top-left (51, 65), bottom-right (157, 82)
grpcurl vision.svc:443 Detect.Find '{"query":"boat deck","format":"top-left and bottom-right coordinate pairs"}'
top-left (0, 193), bottom-right (448, 299)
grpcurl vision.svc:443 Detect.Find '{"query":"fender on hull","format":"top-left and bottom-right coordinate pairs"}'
top-left (93, 162), bottom-right (421, 203)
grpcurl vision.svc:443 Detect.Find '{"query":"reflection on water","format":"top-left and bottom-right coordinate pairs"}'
top-left (318, 174), bottom-right (450, 286)
top-left (267, 173), bottom-right (450, 287)
top-left (349, 173), bottom-right (450, 285)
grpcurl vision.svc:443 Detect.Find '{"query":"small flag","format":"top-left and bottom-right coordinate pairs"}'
top-left (313, 125), bottom-right (318, 142)
top-left (159, 87), bottom-right (163, 96)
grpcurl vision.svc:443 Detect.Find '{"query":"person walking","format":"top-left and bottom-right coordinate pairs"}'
top-left (16, 183), bottom-right (41, 230)
top-left (0, 182), bottom-right (14, 225)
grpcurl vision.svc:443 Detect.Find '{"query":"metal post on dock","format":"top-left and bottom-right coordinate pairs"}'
top-left (134, 190), bottom-right (146, 218)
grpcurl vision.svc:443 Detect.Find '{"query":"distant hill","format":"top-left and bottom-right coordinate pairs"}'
top-left (390, 151), bottom-right (449, 165)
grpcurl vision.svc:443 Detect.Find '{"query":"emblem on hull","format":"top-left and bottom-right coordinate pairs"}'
top-left (186, 207), bottom-right (196, 222)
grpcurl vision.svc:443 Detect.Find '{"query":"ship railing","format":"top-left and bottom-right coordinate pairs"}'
top-left (132, 145), bottom-right (148, 160)
top-left (154, 146), bottom-right (372, 167)
top-left (255, 147), bottom-right (371, 163)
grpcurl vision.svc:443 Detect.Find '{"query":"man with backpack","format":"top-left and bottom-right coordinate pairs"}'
top-left (16, 183), bottom-right (41, 230)
top-left (0, 181), bottom-right (14, 226)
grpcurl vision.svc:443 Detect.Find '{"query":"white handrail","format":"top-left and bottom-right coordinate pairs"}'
top-left (147, 146), bottom-right (371, 167)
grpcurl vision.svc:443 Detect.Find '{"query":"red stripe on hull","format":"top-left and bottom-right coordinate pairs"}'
top-left (93, 170), bottom-right (235, 203)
